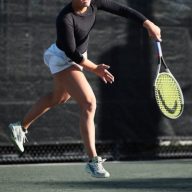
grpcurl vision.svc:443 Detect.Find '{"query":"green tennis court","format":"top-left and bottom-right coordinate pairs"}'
top-left (0, 159), bottom-right (192, 192)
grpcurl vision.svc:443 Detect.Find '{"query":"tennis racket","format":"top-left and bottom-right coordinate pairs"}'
top-left (154, 41), bottom-right (184, 119)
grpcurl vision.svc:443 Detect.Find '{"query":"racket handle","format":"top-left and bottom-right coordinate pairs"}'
top-left (156, 41), bottom-right (163, 57)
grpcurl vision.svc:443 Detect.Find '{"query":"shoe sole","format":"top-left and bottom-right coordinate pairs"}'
top-left (85, 166), bottom-right (110, 178)
top-left (8, 125), bottom-right (24, 153)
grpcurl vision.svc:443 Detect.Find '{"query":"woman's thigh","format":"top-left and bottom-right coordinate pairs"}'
top-left (53, 66), bottom-right (96, 107)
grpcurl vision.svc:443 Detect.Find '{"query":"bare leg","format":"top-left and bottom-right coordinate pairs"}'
top-left (53, 67), bottom-right (97, 159)
top-left (22, 65), bottom-right (97, 159)
top-left (22, 87), bottom-right (70, 129)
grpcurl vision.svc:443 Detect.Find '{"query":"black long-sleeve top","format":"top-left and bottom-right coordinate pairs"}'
top-left (56, 0), bottom-right (147, 64)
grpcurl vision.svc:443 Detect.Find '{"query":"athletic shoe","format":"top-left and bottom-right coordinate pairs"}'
top-left (8, 122), bottom-right (28, 153)
top-left (85, 156), bottom-right (110, 178)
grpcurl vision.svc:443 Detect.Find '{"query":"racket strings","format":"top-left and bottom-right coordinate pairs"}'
top-left (155, 73), bottom-right (183, 119)
top-left (156, 75), bottom-right (182, 103)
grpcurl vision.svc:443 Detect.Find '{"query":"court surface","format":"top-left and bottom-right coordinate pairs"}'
top-left (0, 159), bottom-right (192, 192)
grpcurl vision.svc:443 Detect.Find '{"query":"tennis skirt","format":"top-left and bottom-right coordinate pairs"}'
top-left (43, 43), bottom-right (87, 74)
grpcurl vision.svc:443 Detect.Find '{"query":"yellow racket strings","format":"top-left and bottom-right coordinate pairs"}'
top-left (155, 73), bottom-right (183, 118)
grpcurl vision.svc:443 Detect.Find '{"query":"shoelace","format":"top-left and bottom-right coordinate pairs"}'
top-left (18, 128), bottom-right (28, 143)
top-left (22, 132), bottom-right (28, 143)
top-left (94, 158), bottom-right (107, 171)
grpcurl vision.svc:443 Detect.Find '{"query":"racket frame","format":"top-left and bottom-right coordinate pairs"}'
top-left (154, 42), bottom-right (184, 119)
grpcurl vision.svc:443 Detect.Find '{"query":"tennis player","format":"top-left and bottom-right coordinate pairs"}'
top-left (9, 0), bottom-right (161, 178)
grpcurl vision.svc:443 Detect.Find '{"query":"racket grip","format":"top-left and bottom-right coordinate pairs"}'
top-left (156, 42), bottom-right (163, 57)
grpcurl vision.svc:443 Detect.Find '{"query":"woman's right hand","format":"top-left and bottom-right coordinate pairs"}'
top-left (143, 20), bottom-right (162, 42)
top-left (93, 64), bottom-right (114, 84)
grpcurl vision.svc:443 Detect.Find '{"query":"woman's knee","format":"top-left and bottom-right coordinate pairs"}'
top-left (81, 97), bottom-right (97, 114)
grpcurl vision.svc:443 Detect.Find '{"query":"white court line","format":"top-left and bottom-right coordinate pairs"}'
top-left (0, 159), bottom-right (192, 168)
top-left (0, 162), bottom-right (86, 168)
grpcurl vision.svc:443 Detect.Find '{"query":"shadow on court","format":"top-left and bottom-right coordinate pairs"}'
top-left (1, 160), bottom-right (192, 192)
top-left (32, 178), bottom-right (192, 191)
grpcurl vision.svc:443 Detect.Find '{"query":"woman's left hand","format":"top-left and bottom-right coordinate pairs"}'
top-left (93, 64), bottom-right (114, 84)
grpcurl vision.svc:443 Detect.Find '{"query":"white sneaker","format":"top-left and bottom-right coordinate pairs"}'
top-left (9, 122), bottom-right (28, 153)
top-left (85, 156), bottom-right (110, 178)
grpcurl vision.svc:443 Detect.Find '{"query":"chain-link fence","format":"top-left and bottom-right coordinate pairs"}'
top-left (1, 137), bottom-right (192, 164)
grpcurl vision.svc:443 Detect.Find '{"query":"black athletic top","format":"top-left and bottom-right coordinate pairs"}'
top-left (56, 0), bottom-right (147, 64)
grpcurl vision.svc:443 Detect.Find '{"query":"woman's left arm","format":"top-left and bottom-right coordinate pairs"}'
top-left (95, 0), bottom-right (162, 41)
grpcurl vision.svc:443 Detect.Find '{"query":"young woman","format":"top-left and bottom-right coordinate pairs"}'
top-left (9, 0), bottom-right (161, 178)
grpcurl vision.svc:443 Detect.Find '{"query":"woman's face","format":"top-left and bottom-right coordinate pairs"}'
top-left (73, 0), bottom-right (91, 7)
